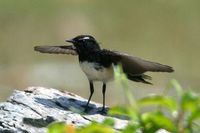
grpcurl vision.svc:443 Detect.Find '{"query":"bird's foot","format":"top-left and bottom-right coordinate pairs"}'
top-left (83, 104), bottom-right (94, 113)
top-left (98, 107), bottom-right (108, 115)
top-left (84, 106), bottom-right (90, 113)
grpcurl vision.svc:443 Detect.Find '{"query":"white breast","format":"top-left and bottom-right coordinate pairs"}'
top-left (79, 61), bottom-right (114, 82)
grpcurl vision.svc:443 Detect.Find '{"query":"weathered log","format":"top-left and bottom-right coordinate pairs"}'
top-left (0, 87), bottom-right (128, 133)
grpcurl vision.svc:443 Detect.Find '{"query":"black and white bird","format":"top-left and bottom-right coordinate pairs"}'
top-left (34, 35), bottom-right (174, 112)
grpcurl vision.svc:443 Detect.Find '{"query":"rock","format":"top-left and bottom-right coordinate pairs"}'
top-left (0, 87), bottom-right (128, 133)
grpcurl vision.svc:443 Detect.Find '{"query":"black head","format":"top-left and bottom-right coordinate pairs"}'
top-left (66, 35), bottom-right (100, 53)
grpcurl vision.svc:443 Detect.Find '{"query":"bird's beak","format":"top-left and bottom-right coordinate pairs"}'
top-left (65, 39), bottom-right (75, 43)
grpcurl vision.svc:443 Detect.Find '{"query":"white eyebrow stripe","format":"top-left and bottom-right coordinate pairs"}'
top-left (83, 36), bottom-right (90, 40)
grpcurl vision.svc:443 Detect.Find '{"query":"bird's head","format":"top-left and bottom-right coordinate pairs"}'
top-left (66, 35), bottom-right (100, 53)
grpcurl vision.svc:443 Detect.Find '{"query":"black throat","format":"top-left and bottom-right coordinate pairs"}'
top-left (78, 49), bottom-right (114, 68)
top-left (72, 36), bottom-right (117, 68)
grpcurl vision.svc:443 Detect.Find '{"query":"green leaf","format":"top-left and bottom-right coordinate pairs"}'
top-left (48, 122), bottom-right (66, 133)
top-left (109, 106), bottom-right (138, 121)
top-left (114, 64), bottom-right (128, 87)
top-left (77, 123), bottom-right (114, 133)
top-left (181, 91), bottom-right (200, 112)
top-left (188, 107), bottom-right (200, 123)
top-left (138, 95), bottom-right (177, 112)
top-left (102, 118), bottom-right (115, 127)
top-left (141, 111), bottom-right (176, 132)
top-left (122, 122), bottom-right (140, 133)
top-left (167, 79), bottom-right (183, 96)
top-left (109, 106), bottom-right (128, 116)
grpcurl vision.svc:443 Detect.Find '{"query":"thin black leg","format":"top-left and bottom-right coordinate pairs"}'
top-left (102, 83), bottom-right (106, 112)
top-left (85, 81), bottom-right (94, 110)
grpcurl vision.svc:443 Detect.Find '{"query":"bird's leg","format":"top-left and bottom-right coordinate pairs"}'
top-left (85, 81), bottom-right (94, 110)
top-left (102, 83), bottom-right (106, 112)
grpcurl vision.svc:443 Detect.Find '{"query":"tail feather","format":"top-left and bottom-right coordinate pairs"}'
top-left (127, 74), bottom-right (152, 85)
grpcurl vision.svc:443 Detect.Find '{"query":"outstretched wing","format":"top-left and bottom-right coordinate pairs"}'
top-left (102, 50), bottom-right (174, 75)
top-left (34, 45), bottom-right (77, 55)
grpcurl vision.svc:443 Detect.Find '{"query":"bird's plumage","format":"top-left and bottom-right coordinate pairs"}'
top-left (34, 45), bottom-right (77, 55)
top-left (34, 45), bottom-right (173, 84)
top-left (34, 35), bottom-right (174, 112)
top-left (112, 51), bottom-right (174, 74)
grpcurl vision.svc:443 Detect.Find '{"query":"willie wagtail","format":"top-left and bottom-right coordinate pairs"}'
top-left (34, 35), bottom-right (174, 112)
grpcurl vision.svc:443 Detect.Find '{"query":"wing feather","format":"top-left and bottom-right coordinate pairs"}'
top-left (103, 50), bottom-right (174, 75)
top-left (34, 45), bottom-right (77, 55)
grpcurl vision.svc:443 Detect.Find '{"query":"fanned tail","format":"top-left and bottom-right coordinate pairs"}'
top-left (127, 74), bottom-right (152, 85)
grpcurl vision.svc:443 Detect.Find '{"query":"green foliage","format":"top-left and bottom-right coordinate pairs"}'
top-left (109, 106), bottom-right (139, 122)
top-left (141, 111), bottom-right (176, 132)
top-left (77, 122), bottom-right (114, 133)
top-left (138, 95), bottom-right (177, 112)
top-left (47, 66), bottom-right (200, 133)
top-left (48, 122), bottom-right (66, 133)
top-left (102, 118), bottom-right (115, 127)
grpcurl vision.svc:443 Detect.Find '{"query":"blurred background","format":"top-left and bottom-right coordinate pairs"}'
top-left (0, 0), bottom-right (199, 106)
